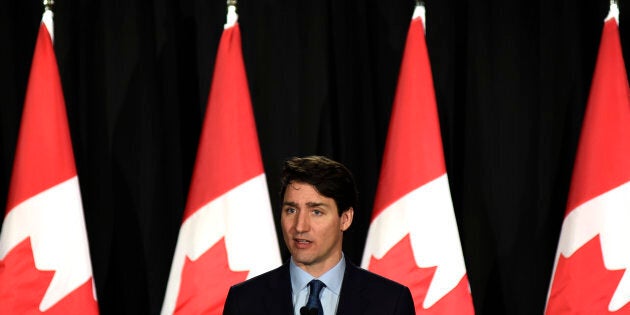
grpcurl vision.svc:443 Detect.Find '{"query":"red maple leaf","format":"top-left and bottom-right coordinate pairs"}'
top-left (174, 237), bottom-right (249, 314)
top-left (546, 235), bottom-right (630, 314)
top-left (0, 237), bottom-right (98, 314)
top-left (369, 234), bottom-right (474, 314)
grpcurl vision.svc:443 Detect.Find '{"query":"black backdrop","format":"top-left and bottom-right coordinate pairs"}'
top-left (1, 0), bottom-right (629, 314)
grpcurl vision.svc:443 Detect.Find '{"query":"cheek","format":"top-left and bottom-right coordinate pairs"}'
top-left (281, 216), bottom-right (293, 232)
top-left (323, 222), bottom-right (340, 236)
top-left (280, 224), bottom-right (292, 243)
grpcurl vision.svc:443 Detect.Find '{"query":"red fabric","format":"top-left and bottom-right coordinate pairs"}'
top-left (366, 13), bottom-right (475, 314)
top-left (564, 19), bottom-right (630, 215)
top-left (5, 24), bottom-right (75, 213)
top-left (0, 238), bottom-right (98, 314)
top-left (371, 18), bottom-right (444, 219)
top-left (546, 18), bottom-right (630, 314)
top-left (0, 21), bottom-right (99, 314)
top-left (174, 238), bottom-right (248, 314)
top-left (369, 235), bottom-right (474, 314)
top-left (182, 24), bottom-right (264, 221)
top-left (167, 23), bottom-right (278, 314)
top-left (547, 236), bottom-right (630, 314)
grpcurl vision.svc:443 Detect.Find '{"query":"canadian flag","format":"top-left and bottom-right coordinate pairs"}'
top-left (160, 8), bottom-right (281, 315)
top-left (0, 9), bottom-right (99, 315)
top-left (545, 3), bottom-right (630, 314)
top-left (361, 4), bottom-right (474, 314)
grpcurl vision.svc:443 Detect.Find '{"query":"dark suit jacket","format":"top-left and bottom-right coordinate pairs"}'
top-left (223, 261), bottom-right (415, 315)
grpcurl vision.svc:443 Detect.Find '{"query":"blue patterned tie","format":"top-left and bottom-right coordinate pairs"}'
top-left (305, 279), bottom-right (325, 315)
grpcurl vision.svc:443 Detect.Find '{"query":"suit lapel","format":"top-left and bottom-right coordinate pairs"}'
top-left (336, 262), bottom-right (363, 314)
top-left (263, 263), bottom-right (294, 314)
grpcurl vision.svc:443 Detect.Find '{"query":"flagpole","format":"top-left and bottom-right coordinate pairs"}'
top-left (44, 0), bottom-right (54, 11)
top-left (414, 0), bottom-right (426, 31)
top-left (607, 0), bottom-right (620, 23)
top-left (225, 0), bottom-right (238, 29)
top-left (0, 0), bottom-right (100, 311)
top-left (545, 1), bottom-right (630, 313)
top-left (42, 0), bottom-right (55, 44)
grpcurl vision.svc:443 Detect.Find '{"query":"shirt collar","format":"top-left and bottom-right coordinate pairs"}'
top-left (289, 254), bottom-right (346, 295)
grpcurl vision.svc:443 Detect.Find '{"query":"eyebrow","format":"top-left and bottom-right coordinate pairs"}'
top-left (282, 201), bottom-right (329, 208)
top-left (283, 201), bottom-right (298, 207)
top-left (306, 202), bottom-right (327, 208)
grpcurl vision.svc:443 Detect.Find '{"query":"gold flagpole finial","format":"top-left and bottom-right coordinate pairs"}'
top-left (43, 0), bottom-right (54, 11)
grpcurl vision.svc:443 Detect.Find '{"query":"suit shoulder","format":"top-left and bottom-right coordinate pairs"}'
top-left (352, 265), bottom-right (410, 290)
top-left (339, 264), bottom-right (416, 314)
top-left (228, 264), bottom-right (287, 292)
top-left (224, 264), bottom-right (293, 314)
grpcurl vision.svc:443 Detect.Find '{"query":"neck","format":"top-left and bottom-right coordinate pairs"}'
top-left (295, 252), bottom-right (343, 278)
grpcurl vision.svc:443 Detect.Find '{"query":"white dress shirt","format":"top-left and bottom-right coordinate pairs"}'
top-left (290, 255), bottom-right (346, 315)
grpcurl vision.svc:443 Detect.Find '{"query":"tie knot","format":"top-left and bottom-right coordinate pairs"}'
top-left (308, 279), bottom-right (325, 296)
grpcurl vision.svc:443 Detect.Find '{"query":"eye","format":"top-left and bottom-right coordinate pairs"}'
top-left (312, 209), bottom-right (323, 216)
top-left (285, 207), bottom-right (296, 214)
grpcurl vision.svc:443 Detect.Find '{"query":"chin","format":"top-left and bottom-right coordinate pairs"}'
top-left (292, 254), bottom-right (315, 266)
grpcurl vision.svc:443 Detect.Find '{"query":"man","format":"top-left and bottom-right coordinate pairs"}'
top-left (223, 156), bottom-right (415, 315)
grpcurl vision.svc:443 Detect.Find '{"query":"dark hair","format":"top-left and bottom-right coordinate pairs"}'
top-left (280, 156), bottom-right (358, 215)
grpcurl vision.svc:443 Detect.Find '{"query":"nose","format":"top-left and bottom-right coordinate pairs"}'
top-left (295, 210), bottom-right (310, 233)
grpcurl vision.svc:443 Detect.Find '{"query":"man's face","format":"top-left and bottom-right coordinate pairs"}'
top-left (281, 181), bottom-right (353, 277)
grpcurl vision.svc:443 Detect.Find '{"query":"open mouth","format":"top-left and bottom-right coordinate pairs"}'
top-left (294, 239), bottom-right (312, 248)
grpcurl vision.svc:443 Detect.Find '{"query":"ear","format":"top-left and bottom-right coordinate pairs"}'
top-left (340, 207), bottom-right (354, 232)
